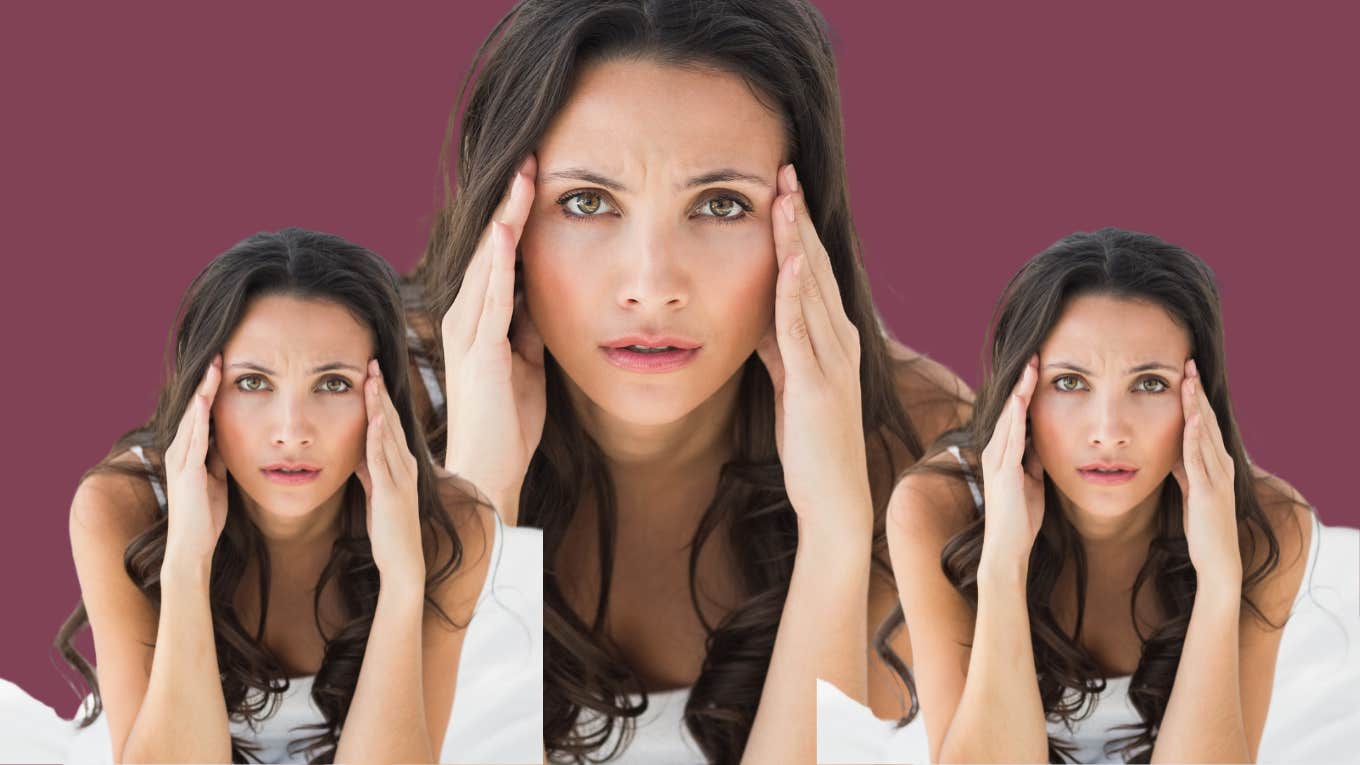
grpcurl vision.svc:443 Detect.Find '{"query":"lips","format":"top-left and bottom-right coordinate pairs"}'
top-left (1077, 462), bottom-right (1138, 486)
top-left (261, 462), bottom-right (322, 486)
top-left (600, 334), bottom-right (702, 374)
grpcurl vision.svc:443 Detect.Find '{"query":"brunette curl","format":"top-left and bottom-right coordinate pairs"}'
top-left (413, 1), bottom-right (932, 761)
top-left (55, 229), bottom-right (470, 763)
top-left (888, 228), bottom-right (1301, 762)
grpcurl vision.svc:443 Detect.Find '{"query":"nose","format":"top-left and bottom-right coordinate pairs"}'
top-left (1088, 392), bottom-right (1132, 448)
top-left (270, 392), bottom-right (316, 448)
top-left (614, 219), bottom-right (689, 311)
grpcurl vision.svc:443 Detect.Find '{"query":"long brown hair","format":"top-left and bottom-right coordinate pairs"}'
top-left (412, 1), bottom-right (929, 761)
top-left (55, 229), bottom-right (469, 763)
top-left (894, 228), bottom-right (1293, 762)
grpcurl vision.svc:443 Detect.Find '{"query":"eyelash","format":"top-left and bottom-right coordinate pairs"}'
top-left (234, 375), bottom-right (353, 394)
top-left (554, 189), bottom-right (754, 224)
top-left (1051, 375), bottom-right (1170, 394)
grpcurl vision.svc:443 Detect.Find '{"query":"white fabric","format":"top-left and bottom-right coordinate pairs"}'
top-left (812, 518), bottom-right (1359, 764)
top-left (578, 687), bottom-right (704, 764)
top-left (0, 518), bottom-right (542, 764)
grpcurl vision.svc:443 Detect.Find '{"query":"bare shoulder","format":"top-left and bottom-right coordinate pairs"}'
top-left (69, 453), bottom-right (161, 550)
top-left (887, 448), bottom-right (979, 550)
top-left (884, 337), bottom-right (975, 447)
top-left (426, 469), bottom-right (496, 618)
top-left (1243, 466), bottom-right (1314, 618)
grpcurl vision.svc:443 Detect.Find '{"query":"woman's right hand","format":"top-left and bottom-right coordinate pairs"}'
top-left (163, 354), bottom-right (229, 567)
top-left (979, 354), bottom-right (1045, 568)
top-left (442, 156), bottom-right (546, 523)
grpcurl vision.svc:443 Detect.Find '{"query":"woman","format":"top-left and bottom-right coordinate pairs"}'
top-left (887, 227), bottom-right (1314, 762)
top-left (407, 0), bottom-right (971, 762)
top-left (55, 229), bottom-right (497, 763)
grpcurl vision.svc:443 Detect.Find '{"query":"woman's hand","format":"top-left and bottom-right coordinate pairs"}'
top-left (442, 155), bottom-right (545, 523)
top-left (978, 355), bottom-right (1044, 569)
top-left (1172, 359), bottom-right (1242, 584)
top-left (754, 164), bottom-right (872, 542)
top-left (163, 354), bottom-right (228, 566)
top-left (357, 360), bottom-right (425, 590)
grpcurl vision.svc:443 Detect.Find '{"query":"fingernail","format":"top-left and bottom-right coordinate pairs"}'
top-left (519, 155), bottom-right (535, 177)
top-left (1187, 358), bottom-right (1198, 377)
top-left (788, 165), bottom-right (799, 192)
top-left (782, 195), bottom-right (795, 223)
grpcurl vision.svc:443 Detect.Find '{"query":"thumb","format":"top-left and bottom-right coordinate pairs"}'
top-left (356, 459), bottom-right (373, 500)
top-left (1171, 460), bottom-right (1189, 498)
top-left (754, 323), bottom-right (785, 394)
top-left (510, 294), bottom-right (545, 368)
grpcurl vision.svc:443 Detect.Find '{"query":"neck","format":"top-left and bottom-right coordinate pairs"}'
top-left (239, 483), bottom-right (346, 563)
top-left (1056, 485), bottom-right (1162, 576)
top-left (565, 369), bottom-right (741, 509)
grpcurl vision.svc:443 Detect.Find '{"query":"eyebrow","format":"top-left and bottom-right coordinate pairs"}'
top-left (226, 361), bottom-right (364, 375)
top-left (540, 167), bottom-right (771, 194)
top-left (1042, 361), bottom-right (1181, 376)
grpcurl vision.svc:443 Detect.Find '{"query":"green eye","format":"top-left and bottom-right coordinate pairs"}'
top-left (1136, 377), bottom-right (1169, 393)
top-left (695, 194), bottom-right (751, 221)
top-left (561, 191), bottom-right (611, 217)
top-left (319, 377), bottom-right (351, 394)
top-left (1054, 375), bottom-right (1085, 392)
top-left (236, 375), bottom-right (267, 392)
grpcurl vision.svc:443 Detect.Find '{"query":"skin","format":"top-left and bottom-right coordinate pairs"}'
top-left (438, 58), bottom-right (972, 761)
top-left (887, 293), bottom-right (1312, 763)
top-left (69, 295), bottom-right (493, 763)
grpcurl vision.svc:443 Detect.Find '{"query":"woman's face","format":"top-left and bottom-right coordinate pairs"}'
top-left (1029, 293), bottom-right (1191, 519)
top-left (211, 294), bottom-right (373, 518)
top-left (521, 58), bottom-right (785, 427)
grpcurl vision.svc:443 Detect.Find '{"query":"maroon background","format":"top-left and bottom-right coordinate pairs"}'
top-left (2, 2), bottom-right (1355, 713)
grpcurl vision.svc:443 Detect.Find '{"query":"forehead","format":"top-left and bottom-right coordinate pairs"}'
top-left (223, 294), bottom-right (373, 365)
top-left (538, 57), bottom-right (787, 180)
top-left (1040, 293), bottom-right (1190, 369)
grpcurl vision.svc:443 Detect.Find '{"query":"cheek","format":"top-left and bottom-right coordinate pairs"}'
top-left (1136, 396), bottom-right (1184, 465)
top-left (1028, 390), bottom-right (1076, 464)
top-left (210, 395), bottom-right (262, 470)
top-left (318, 395), bottom-right (369, 461)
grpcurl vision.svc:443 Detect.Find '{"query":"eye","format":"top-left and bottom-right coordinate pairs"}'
top-left (1053, 374), bottom-right (1087, 392)
top-left (318, 376), bottom-right (352, 394)
top-left (693, 194), bottom-right (752, 222)
top-left (236, 375), bottom-right (269, 392)
top-left (1134, 376), bottom-right (1169, 393)
top-left (558, 190), bottom-right (616, 219)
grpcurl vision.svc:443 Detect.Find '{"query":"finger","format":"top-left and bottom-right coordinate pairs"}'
top-left (772, 254), bottom-right (820, 379)
top-left (1182, 412), bottom-right (1208, 487)
top-left (445, 157), bottom-right (535, 354)
top-left (784, 169), bottom-right (848, 327)
top-left (754, 323), bottom-right (785, 395)
top-left (474, 224), bottom-right (516, 352)
top-left (366, 410), bottom-right (391, 489)
top-left (183, 361), bottom-right (221, 471)
top-left (510, 294), bottom-right (546, 367)
top-left (368, 361), bottom-right (409, 480)
top-left (791, 237), bottom-right (844, 363)
top-left (1188, 362), bottom-right (1232, 478)
top-left (1003, 357), bottom-right (1039, 468)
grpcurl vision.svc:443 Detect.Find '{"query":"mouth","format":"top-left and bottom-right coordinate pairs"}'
top-left (1077, 463), bottom-right (1138, 486)
top-left (600, 335), bottom-right (702, 374)
top-left (261, 463), bottom-right (322, 485)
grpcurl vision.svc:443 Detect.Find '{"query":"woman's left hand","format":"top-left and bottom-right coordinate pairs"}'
top-left (1173, 359), bottom-right (1242, 584)
top-left (357, 359), bottom-right (425, 590)
top-left (754, 164), bottom-right (872, 543)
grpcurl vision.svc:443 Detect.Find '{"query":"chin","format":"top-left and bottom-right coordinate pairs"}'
top-left (586, 380), bottom-right (709, 426)
top-left (235, 477), bottom-right (351, 517)
top-left (1053, 477), bottom-right (1165, 519)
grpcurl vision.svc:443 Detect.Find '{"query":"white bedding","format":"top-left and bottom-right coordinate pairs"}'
top-left (816, 518), bottom-right (1360, 764)
top-left (0, 522), bottom-right (543, 765)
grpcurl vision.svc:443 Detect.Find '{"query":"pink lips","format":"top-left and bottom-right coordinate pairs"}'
top-left (600, 334), bottom-right (701, 374)
top-left (261, 462), bottom-right (322, 486)
top-left (1077, 462), bottom-right (1138, 486)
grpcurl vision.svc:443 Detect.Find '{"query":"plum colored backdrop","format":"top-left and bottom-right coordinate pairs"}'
top-left (2, 2), bottom-right (1355, 712)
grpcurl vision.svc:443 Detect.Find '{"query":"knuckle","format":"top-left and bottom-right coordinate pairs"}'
top-left (788, 317), bottom-right (810, 341)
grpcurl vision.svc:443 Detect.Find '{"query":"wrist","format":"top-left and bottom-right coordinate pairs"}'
top-left (160, 549), bottom-right (212, 591)
top-left (795, 495), bottom-right (873, 554)
top-left (978, 548), bottom-right (1030, 590)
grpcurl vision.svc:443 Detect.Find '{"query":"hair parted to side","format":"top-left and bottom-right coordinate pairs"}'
top-left (888, 227), bottom-right (1298, 762)
top-left (55, 228), bottom-right (472, 764)
top-left (411, 1), bottom-right (932, 761)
